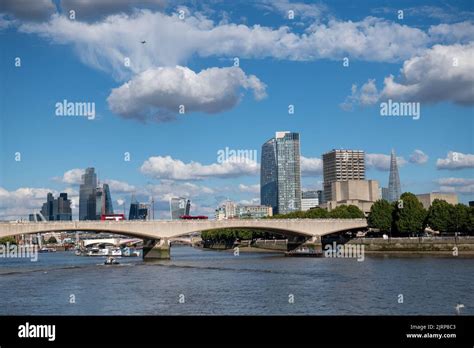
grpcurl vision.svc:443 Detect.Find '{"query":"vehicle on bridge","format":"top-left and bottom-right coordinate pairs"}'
top-left (101, 214), bottom-right (125, 221)
top-left (179, 215), bottom-right (208, 220)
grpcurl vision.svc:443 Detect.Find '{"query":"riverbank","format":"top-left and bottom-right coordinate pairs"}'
top-left (347, 236), bottom-right (474, 255)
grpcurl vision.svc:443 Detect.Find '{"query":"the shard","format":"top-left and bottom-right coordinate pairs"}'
top-left (388, 149), bottom-right (401, 202)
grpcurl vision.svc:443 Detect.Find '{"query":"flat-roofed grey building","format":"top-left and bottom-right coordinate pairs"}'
top-left (322, 149), bottom-right (365, 203)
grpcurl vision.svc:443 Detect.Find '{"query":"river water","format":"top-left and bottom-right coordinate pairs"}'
top-left (0, 247), bottom-right (473, 315)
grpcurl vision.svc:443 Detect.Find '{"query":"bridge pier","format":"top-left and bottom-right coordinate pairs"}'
top-left (142, 238), bottom-right (170, 260)
top-left (301, 236), bottom-right (323, 253)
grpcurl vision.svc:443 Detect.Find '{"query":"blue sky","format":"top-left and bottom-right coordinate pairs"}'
top-left (0, 0), bottom-right (473, 219)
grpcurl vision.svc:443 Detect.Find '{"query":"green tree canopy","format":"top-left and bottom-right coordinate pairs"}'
top-left (328, 205), bottom-right (365, 219)
top-left (468, 207), bottom-right (474, 234)
top-left (305, 207), bottom-right (329, 218)
top-left (425, 199), bottom-right (452, 232)
top-left (201, 228), bottom-right (268, 242)
top-left (47, 236), bottom-right (58, 244)
top-left (392, 192), bottom-right (427, 234)
top-left (448, 203), bottom-right (470, 233)
top-left (0, 236), bottom-right (17, 245)
top-left (270, 206), bottom-right (360, 219)
top-left (368, 199), bottom-right (393, 232)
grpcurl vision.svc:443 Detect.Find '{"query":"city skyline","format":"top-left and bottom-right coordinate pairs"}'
top-left (0, 0), bottom-right (473, 220)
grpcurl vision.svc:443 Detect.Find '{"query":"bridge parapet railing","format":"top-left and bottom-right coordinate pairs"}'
top-left (1, 218), bottom-right (367, 224)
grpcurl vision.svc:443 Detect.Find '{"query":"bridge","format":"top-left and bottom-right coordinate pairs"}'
top-left (0, 219), bottom-right (368, 259)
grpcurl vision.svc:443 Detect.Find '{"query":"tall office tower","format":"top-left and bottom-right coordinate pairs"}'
top-left (260, 131), bottom-right (301, 214)
top-left (129, 195), bottom-right (152, 220)
top-left (387, 149), bottom-right (401, 202)
top-left (40, 193), bottom-right (72, 221)
top-left (260, 138), bottom-right (278, 212)
top-left (95, 183), bottom-right (114, 219)
top-left (322, 149), bottom-right (365, 203)
top-left (40, 193), bottom-right (54, 220)
top-left (169, 197), bottom-right (191, 220)
top-left (79, 167), bottom-right (97, 220)
top-left (56, 193), bottom-right (72, 220)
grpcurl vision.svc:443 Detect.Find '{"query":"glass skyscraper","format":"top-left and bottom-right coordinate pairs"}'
top-left (95, 183), bottom-right (114, 219)
top-left (129, 195), bottom-right (151, 220)
top-left (79, 167), bottom-right (97, 220)
top-left (170, 197), bottom-right (191, 220)
top-left (40, 192), bottom-right (72, 221)
top-left (387, 149), bottom-right (401, 202)
top-left (260, 138), bottom-right (278, 212)
top-left (260, 131), bottom-right (301, 214)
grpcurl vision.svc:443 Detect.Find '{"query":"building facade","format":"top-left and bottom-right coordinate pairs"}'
top-left (415, 193), bottom-right (459, 209)
top-left (237, 205), bottom-right (273, 219)
top-left (325, 180), bottom-right (380, 214)
top-left (317, 190), bottom-right (323, 205)
top-left (260, 131), bottom-right (301, 214)
top-left (301, 191), bottom-right (319, 211)
top-left (215, 200), bottom-right (238, 220)
top-left (169, 197), bottom-right (191, 220)
top-left (381, 187), bottom-right (390, 201)
top-left (79, 167), bottom-right (97, 220)
top-left (216, 202), bottom-right (273, 220)
top-left (322, 149), bottom-right (365, 203)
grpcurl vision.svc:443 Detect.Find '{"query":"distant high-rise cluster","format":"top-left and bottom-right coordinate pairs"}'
top-left (261, 131), bottom-right (301, 214)
top-left (79, 167), bottom-right (114, 220)
top-left (36, 192), bottom-right (72, 221)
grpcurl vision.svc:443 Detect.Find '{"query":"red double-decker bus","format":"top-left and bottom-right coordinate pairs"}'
top-left (101, 214), bottom-right (125, 221)
top-left (179, 215), bottom-right (208, 220)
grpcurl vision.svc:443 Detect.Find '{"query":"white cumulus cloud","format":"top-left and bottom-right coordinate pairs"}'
top-left (366, 153), bottom-right (407, 171)
top-left (344, 43), bottom-right (474, 108)
top-left (19, 12), bottom-right (433, 80)
top-left (238, 184), bottom-right (260, 193)
top-left (107, 66), bottom-right (266, 122)
top-left (300, 156), bottom-right (323, 176)
top-left (103, 179), bottom-right (136, 193)
top-left (436, 151), bottom-right (474, 170)
top-left (0, 0), bottom-right (56, 21)
top-left (435, 177), bottom-right (474, 194)
top-left (140, 155), bottom-right (259, 180)
top-left (409, 149), bottom-right (429, 164)
top-left (55, 168), bottom-right (84, 184)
